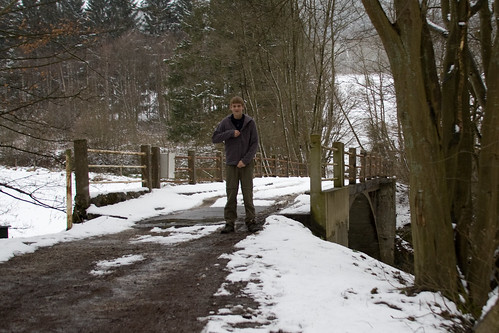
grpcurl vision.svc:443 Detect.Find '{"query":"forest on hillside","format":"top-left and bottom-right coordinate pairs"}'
top-left (0, 0), bottom-right (400, 174)
top-left (1, 0), bottom-right (189, 166)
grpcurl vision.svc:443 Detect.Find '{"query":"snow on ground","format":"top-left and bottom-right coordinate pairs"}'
top-left (131, 225), bottom-right (222, 245)
top-left (203, 216), bottom-right (464, 333)
top-left (0, 166), bottom-right (491, 332)
top-left (90, 254), bottom-right (146, 276)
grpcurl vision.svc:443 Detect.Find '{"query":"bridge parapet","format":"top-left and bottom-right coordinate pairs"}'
top-left (309, 134), bottom-right (396, 265)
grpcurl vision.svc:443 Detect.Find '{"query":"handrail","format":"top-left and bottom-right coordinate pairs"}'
top-left (173, 151), bottom-right (308, 183)
top-left (87, 148), bottom-right (146, 156)
top-left (312, 134), bottom-right (391, 190)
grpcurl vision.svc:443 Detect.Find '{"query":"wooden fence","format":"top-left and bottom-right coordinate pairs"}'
top-left (69, 140), bottom-right (308, 225)
top-left (173, 150), bottom-right (224, 184)
top-left (70, 139), bottom-right (158, 224)
top-left (309, 134), bottom-right (392, 191)
top-left (254, 154), bottom-right (308, 178)
top-left (173, 151), bottom-right (308, 183)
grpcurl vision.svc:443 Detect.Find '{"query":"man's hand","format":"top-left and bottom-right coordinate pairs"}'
top-left (234, 130), bottom-right (241, 137)
top-left (237, 160), bottom-right (246, 168)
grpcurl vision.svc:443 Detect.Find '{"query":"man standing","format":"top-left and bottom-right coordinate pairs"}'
top-left (212, 96), bottom-right (260, 233)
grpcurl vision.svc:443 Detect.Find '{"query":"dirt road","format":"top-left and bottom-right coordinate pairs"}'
top-left (0, 199), bottom-right (296, 333)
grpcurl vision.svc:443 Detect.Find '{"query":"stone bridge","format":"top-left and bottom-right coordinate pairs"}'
top-left (308, 135), bottom-right (396, 265)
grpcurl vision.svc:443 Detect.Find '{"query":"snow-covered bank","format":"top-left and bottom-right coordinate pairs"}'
top-left (202, 216), bottom-right (466, 332)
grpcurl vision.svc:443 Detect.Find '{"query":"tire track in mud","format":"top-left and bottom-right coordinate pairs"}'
top-left (0, 194), bottom-right (300, 332)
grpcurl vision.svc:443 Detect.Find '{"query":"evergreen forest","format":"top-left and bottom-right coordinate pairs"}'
top-left (1, 0), bottom-right (393, 169)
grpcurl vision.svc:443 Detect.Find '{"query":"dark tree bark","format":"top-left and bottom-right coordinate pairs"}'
top-left (361, 0), bottom-right (459, 300)
top-left (361, 0), bottom-right (499, 319)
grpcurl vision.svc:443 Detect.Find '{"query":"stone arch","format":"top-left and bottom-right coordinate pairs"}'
top-left (348, 192), bottom-right (380, 260)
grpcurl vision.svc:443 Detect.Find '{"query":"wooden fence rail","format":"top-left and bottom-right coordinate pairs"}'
top-left (173, 150), bottom-right (224, 184)
top-left (310, 134), bottom-right (392, 193)
top-left (173, 151), bottom-right (308, 184)
top-left (71, 139), bottom-right (160, 223)
top-left (254, 154), bottom-right (307, 178)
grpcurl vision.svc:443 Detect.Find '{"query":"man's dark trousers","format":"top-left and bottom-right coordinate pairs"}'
top-left (224, 161), bottom-right (255, 226)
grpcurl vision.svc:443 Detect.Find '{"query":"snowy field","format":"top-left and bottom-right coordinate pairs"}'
top-left (0, 166), bottom-right (496, 332)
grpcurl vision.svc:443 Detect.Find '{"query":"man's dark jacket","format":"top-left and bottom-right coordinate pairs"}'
top-left (212, 114), bottom-right (258, 166)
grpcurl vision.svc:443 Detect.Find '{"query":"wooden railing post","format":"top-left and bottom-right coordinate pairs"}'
top-left (151, 146), bottom-right (161, 189)
top-left (348, 147), bottom-right (357, 185)
top-left (188, 149), bottom-right (196, 184)
top-left (383, 155), bottom-right (391, 177)
top-left (141, 145), bottom-right (152, 190)
top-left (381, 155), bottom-right (387, 177)
top-left (216, 150), bottom-right (223, 182)
top-left (310, 134), bottom-right (322, 194)
top-left (378, 153), bottom-right (383, 177)
top-left (360, 149), bottom-right (366, 183)
top-left (372, 153), bottom-right (377, 178)
top-left (310, 134), bottom-right (326, 233)
top-left (66, 149), bottom-right (73, 230)
top-left (366, 152), bottom-right (372, 180)
top-left (273, 155), bottom-right (278, 177)
top-left (333, 142), bottom-right (344, 188)
top-left (255, 154), bottom-right (261, 177)
top-left (73, 139), bottom-right (90, 223)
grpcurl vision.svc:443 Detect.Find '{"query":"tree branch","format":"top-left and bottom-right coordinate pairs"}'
top-left (426, 19), bottom-right (487, 109)
top-left (0, 144), bottom-right (64, 164)
top-left (333, 89), bottom-right (365, 150)
top-left (0, 183), bottom-right (65, 213)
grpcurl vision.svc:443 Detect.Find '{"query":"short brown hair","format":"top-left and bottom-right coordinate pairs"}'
top-left (230, 96), bottom-right (245, 106)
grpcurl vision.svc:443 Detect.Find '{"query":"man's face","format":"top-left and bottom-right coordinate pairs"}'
top-left (230, 103), bottom-right (244, 119)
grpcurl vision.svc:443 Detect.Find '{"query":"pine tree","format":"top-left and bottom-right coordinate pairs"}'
top-left (169, 0), bottom-right (192, 31)
top-left (141, 0), bottom-right (192, 35)
top-left (38, 0), bottom-right (60, 25)
top-left (164, 0), bottom-right (314, 152)
top-left (58, 0), bottom-right (85, 22)
top-left (85, 0), bottom-right (109, 31)
top-left (141, 0), bottom-right (173, 35)
top-left (110, 0), bottom-right (138, 34)
top-left (86, 0), bottom-right (138, 36)
top-left (20, 0), bottom-right (43, 29)
top-left (165, 0), bottom-right (228, 143)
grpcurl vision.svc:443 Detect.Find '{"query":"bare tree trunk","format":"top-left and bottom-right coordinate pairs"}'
top-left (309, 0), bottom-right (333, 134)
top-left (468, 13), bottom-right (499, 315)
top-left (439, 1), bottom-right (475, 280)
top-left (361, 0), bottom-right (458, 299)
top-left (262, 51), bottom-right (293, 159)
top-left (239, 50), bottom-right (269, 167)
top-left (474, 299), bottom-right (499, 333)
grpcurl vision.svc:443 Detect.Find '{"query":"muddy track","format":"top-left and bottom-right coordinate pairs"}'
top-left (0, 195), bottom-right (299, 333)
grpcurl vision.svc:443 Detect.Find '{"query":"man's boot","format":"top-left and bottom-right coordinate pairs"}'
top-left (221, 223), bottom-right (235, 234)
